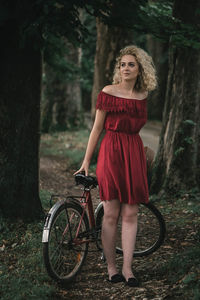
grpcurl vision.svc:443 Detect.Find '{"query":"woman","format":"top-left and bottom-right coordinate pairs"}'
top-left (74, 45), bottom-right (157, 287)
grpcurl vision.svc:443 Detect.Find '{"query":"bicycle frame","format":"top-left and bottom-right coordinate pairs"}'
top-left (71, 188), bottom-right (98, 245)
top-left (82, 189), bottom-right (96, 228)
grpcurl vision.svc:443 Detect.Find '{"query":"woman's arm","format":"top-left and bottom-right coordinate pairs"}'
top-left (73, 109), bottom-right (107, 176)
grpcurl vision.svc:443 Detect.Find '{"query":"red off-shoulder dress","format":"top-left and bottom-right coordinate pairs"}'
top-left (96, 91), bottom-right (149, 205)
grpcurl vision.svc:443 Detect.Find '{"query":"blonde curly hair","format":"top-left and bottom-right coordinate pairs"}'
top-left (113, 45), bottom-right (157, 92)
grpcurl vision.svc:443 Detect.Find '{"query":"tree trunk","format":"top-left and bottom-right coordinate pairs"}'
top-left (146, 36), bottom-right (168, 121)
top-left (91, 18), bottom-right (131, 120)
top-left (151, 0), bottom-right (200, 194)
top-left (65, 46), bottom-right (82, 128)
top-left (41, 64), bottom-right (57, 133)
top-left (0, 21), bottom-right (43, 220)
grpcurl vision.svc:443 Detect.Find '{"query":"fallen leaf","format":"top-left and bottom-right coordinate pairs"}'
top-left (0, 244), bottom-right (5, 251)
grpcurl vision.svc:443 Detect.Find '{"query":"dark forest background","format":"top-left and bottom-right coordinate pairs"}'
top-left (0, 1), bottom-right (200, 298)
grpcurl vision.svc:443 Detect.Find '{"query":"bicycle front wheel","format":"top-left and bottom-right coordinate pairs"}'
top-left (43, 200), bottom-right (89, 284)
top-left (95, 202), bottom-right (165, 257)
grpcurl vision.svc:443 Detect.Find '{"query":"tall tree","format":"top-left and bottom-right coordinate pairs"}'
top-left (41, 64), bottom-right (58, 133)
top-left (65, 45), bottom-right (82, 128)
top-left (0, 0), bottom-right (110, 220)
top-left (146, 36), bottom-right (168, 121)
top-left (0, 20), bottom-right (43, 219)
top-left (151, 0), bottom-right (200, 194)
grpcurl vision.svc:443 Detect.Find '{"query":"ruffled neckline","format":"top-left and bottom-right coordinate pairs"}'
top-left (101, 90), bottom-right (147, 101)
top-left (96, 91), bottom-right (147, 113)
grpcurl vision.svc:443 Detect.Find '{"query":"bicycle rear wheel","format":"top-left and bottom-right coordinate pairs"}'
top-left (43, 200), bottom-right (89, 284)
top-left (95, 202), bottom-right (165, 257)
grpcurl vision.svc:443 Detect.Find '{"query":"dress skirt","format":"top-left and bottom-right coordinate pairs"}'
top-left (95, 91), bottom-right (149, 205)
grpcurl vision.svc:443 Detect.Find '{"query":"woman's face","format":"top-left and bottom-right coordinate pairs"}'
top-left (120, 55), bottom-right (139, 82)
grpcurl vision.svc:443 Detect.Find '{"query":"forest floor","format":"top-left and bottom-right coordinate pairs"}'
top-left (0, 121), bottom-right (199, 300)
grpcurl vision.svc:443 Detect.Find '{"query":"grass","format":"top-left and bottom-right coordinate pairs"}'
top-left (40, 129), bottom-right (91, 169)
top-left (40, 129), bottom-right (89, 159)
top-left (0, 191), bottom-right (57, 300)
top-left (40, 128), bottom-right (102, 171)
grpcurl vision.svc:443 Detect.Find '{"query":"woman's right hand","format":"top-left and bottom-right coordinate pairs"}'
top-left (73, 160), bottom-right (90, 176)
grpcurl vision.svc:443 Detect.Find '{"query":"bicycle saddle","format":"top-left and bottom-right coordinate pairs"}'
top-left (75, 173), bottom-right (98, 188)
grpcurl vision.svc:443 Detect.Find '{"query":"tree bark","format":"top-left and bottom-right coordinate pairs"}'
top-left (65, 47), bottom-right (82, 128)
top-left (151, 0), bottom-right (200, 194)
top-left (41, 64), bottom-right (57, 133)
top-left (0, 21), bottom-right (43, 220)
top-left (146, 36), bottom-right (168, 121)
top-left (91, 18), bottom-right (131, 120)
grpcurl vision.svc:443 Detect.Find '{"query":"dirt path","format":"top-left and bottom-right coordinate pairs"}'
top-left (39, 122), bottom-right (181, 299)
top-left (140, 121), bottom-right (161, 153)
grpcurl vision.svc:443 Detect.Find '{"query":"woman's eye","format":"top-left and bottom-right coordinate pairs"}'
top-left (129, 63), bottom-right (134, 67)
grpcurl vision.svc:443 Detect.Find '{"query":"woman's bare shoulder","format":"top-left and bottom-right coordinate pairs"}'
top-left (136, 90), bottom-right (148, 99)
top-left (102, 85), bottom-right (118, 94)
top-left (145, 91), bottom-right (149, 99)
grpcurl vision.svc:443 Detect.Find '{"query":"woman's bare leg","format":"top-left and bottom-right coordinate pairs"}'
top-left (101, 199), bottom-right (121, 278)
top-left (121, 203), bottom-right (138, 280)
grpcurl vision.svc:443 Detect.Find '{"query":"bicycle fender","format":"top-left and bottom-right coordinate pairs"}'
top-left (42, 197), bottom-right (81, 243)
top-left (94, 202), bottom-right (103, 219)
top-left (42, 200), bottom-right (66, 243)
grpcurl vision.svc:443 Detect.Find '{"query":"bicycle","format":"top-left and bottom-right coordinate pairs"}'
top-left (42, 173), bottom-right (166, 284)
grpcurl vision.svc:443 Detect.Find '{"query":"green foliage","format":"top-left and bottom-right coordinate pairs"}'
top-left (139, 1), bottom-right (200, 48)
top-left (183, 137), bottom-right (194, 145)
top-left (44, 37), bottom-right (80, 82)
top-left (40, 190), bottom-right (52, 210)
top-left (139, 1), bottom-right (174, 39)
top-left (183, 119), bottom-right (196, 126)
top-left (0, 0), bottom-right (111, 48)
top-left (174, 146), bottom-right (184, 157)
top-left (174, 120), bottom-right (196, 157)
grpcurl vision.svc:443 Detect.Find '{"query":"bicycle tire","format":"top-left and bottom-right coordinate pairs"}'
top-left (43, 200), bottom-right (89, 284)
top-left (95, 202), bottom-right (166, 257)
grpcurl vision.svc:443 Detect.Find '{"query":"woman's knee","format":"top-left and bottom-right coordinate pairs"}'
top-left (103, 211), bottom-right (119, 225)
top-left (103, 200), bottom-right (120, 225)
top-left (121, 204), bottom-right (138, 223)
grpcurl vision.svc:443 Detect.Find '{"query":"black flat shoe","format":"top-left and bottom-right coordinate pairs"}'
top-left (125, 277), bottom-right (139, 287)
top-left (107, 273), bottom-right (126, 283)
